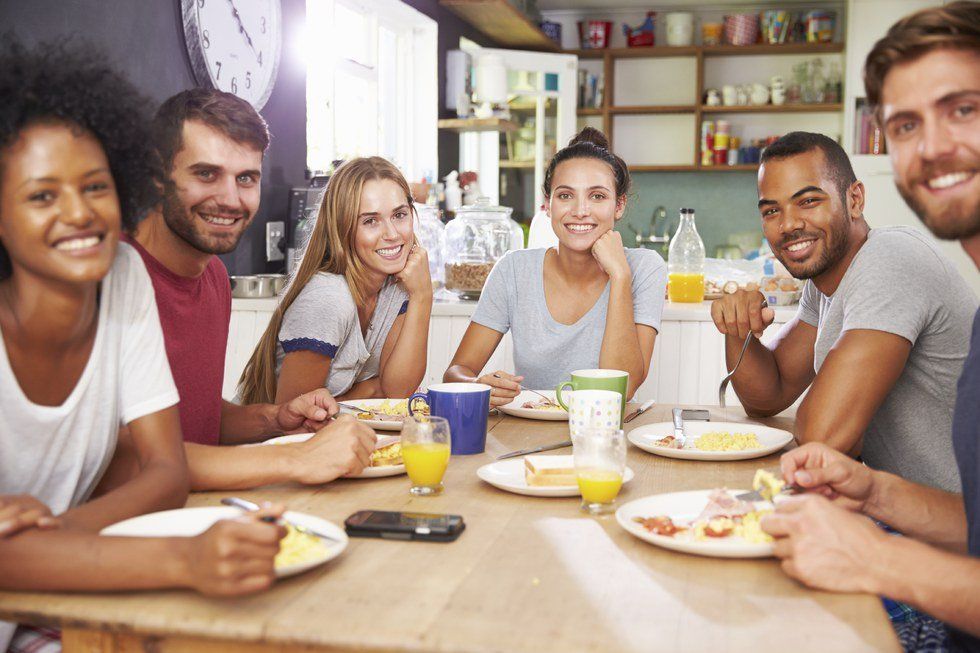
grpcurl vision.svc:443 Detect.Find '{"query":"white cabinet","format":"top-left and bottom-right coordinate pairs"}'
top-left (225, 299), bottom-right (797, 407)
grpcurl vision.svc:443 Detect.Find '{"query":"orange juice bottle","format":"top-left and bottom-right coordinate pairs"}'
top-left (667, 207), bottom-right (705, 303)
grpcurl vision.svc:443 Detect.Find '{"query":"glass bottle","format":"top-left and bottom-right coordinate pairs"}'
top-left (667, 208), bottom-right (705, 303)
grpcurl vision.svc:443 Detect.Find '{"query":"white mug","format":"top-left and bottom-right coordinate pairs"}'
top-left (722, 85), bottom-right (737, 106)
top-left (566, 390), bottom-right (623, 437)
top-left (665, 12), bottom-right (694, 46)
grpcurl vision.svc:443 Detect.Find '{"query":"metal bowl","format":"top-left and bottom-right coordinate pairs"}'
top-left (256, 274), bottom-right (287, 295)
top-left (230, 275), bottom-right (277, 298)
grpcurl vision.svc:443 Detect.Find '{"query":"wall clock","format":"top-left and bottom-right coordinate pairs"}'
top-left (181, 0), bottom-right (282, 111)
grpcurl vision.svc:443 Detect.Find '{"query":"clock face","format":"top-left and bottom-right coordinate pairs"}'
top-left (181, 0), bottom-right (282, 111)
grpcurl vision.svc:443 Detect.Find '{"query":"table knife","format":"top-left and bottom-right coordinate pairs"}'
top-left (624, 399), bottom-right (655, 423)
top-left (671, 407), bottom-right (686, 448)
top-left (497, 440), bottom-right (573, 460)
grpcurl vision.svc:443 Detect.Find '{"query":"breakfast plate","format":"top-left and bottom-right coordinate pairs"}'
top-left (101, 506), bottom-right (349, 577)
top-left (340, 398), bottom-right (408, 431)
top-left (498, 390), bottom-right (568, 421)
top-left (627, 421), bottom-right (793, 461)
top-left (476, 457), bottom-right (634, 497)
top-left (258, 433), bottom-right (406, 478)
top-left (616, 490), bottom-right (774, 558)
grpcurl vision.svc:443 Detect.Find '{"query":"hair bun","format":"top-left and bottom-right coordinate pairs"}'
top-left (568, 126), bottom-right (609, 150)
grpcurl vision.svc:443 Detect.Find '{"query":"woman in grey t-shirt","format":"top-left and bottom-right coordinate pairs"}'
top-left (445, 128), bottom-right (667, 406)
top-left (238, 157), bottom-right (433, 403)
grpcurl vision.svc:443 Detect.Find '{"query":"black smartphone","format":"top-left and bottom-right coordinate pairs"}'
top-left (681, 409), bottom-right (710, 421)
top-left (345, 510), bottom-right (465, 542)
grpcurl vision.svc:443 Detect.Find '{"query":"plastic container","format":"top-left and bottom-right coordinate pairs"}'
top-left (443, 197), bottom-right (523, 300)
top-left (667, 208), bottom-right (706, 303)
top-left (414, 204), bottom-right (447, 289)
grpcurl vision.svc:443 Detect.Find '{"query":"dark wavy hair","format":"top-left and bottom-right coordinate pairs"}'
top-left (542, 127), bottom-right (631, 200)
top-left (0, 38), bottom-right (158, 279)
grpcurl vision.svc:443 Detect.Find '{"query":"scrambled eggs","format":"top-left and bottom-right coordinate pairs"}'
top-left (370, 441), bottom-right (403, 467)
top-left (753, 469), bottom-right (785, 501)
top-left (691, 510), bottom-right (773, 543)
top-left (694, 431), bottom-right (761, 451)
top-left (275, 524), bottom-right (329, 568)
top-left (356, 399), bottom-right (408, 420)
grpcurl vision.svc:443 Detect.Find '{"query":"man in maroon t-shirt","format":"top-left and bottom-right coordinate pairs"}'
top-left (105, 89), bottom-right (375, 491)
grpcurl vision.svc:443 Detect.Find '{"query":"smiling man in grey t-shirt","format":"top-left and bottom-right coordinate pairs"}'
top-left (710, 132), bottom-right (976, 491)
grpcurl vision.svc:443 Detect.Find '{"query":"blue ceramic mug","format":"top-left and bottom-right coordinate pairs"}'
top-left (409, 383), bottom-right (492, 455)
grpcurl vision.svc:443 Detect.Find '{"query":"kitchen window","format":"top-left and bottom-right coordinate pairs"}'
top-left (305, 0), bottom-right (437, 180)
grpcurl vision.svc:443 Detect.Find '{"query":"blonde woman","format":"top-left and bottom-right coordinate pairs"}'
top-left (239, 158), bottom-right (432, 405)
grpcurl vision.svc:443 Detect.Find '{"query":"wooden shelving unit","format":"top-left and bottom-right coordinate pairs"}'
top-left (499, 160), bottom-right (536, 169)
top-left (437, 117), bottom-right (519, 133)
top-left (701, 103), bottom-right (843, 114)
top-left (571, 41), bottom-right (846, 171)
top-left (439, 0), bottom-right (560, 52)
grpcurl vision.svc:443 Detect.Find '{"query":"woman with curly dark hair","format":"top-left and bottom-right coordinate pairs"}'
top-left (0, 40), bottom-right (285, 650)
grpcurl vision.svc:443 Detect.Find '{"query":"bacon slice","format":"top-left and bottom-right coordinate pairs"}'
top-left (695, 489), bottom-right (753, 522)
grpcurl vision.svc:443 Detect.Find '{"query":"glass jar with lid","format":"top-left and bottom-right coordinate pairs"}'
top-left (413, 204), bottom-right (446, 289)
top-left (443, 197), bottom-right (523, 300)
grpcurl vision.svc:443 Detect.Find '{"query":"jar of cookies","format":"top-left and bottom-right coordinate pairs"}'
top-left (443, 197), bottom-right (523, 300)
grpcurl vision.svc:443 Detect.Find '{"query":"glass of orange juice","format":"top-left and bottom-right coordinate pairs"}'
top-left (402, 415), bottom-right (451, 496)
top-left (572, 428), bottom-right (626, 514)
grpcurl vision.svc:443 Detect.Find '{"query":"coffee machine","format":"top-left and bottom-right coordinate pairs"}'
top-left (285, 174), bottom-right (330, 274)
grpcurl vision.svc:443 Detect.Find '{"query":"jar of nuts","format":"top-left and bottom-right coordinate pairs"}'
top-left (443, 197), bottom-right (523, 299)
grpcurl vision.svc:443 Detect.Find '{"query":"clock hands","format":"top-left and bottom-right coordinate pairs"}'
top-left (226, 0), bottom-right (259, 61)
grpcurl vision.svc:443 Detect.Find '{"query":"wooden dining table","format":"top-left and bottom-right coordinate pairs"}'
top-left (0, 405), bottom-right (900, 652)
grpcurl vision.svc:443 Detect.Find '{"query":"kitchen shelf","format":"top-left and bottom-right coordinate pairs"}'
top-left (629, 165), bottom-right (700, 172)
top-left (564, 43), bottom-right (843, 60)
top-left (701, 103), bottom-right (843, 114)
top-left (437, 117), bottom-right (519, 133)
top-left (699, 164), bottom-right (759, 171)
top-left (611, 105), bottom-right (697, 115)
top-left (564, 38), bottom-right (845, 171)
top-left (439, 0), bottom-right (560, 52)
top-left (702, 42), bottom-right (844, 57)
top-left (499, 160), bottom-right (537, 169)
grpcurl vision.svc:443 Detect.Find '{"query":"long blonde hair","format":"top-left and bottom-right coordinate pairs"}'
top-left (238, 156), bottom-right (414, 405)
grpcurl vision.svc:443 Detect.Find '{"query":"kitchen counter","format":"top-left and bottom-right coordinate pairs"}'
top-left (231, 296), bottom-right (800, 322)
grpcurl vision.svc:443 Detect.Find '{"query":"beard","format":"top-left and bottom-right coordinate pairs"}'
top-left (895, 178), bottom-right (980, 241)
top-left (160, 182), bottom-right (251, 255)
top-left (772, 213), bottom-right (851, 280)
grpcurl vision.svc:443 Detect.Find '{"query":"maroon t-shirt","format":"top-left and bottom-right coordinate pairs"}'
top-left (124, 235), bottom-right (230, 445)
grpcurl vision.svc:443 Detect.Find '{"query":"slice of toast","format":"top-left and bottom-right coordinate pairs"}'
top-left (524, 455), bottom-right (576, 487)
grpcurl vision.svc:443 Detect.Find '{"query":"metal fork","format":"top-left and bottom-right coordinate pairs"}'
top-left (718, 299), bottom-right (768, 408)
top-left (492, 374), bottom-right (558, 407)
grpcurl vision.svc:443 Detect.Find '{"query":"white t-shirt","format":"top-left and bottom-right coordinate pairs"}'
top-left (0, 243), bottom-right (179, 650)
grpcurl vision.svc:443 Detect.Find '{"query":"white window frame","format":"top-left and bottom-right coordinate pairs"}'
top-left (305, 0), bottom-right (437, 181)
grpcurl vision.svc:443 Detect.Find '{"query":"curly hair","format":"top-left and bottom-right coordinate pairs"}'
top-left (0, 38), bottom-right (158, 278)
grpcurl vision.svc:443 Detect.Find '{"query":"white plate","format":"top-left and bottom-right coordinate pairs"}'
top-left (498, 390), bottom-right (569, 421)
top-left (476, 457), bottom-right (634, 497)
top-left (259, 433), bottom-right (406, 479)
top-left (341, 398), bottom-right (408, 431)
top-left (101, 506), bottom-right (349, 577)
top-left (628, 421), bottom-right (793, 461)
top-left (616, 490), bottom-right (774, 558)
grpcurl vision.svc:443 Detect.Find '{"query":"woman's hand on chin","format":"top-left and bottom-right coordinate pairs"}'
top-left (395, 243), bottom-right (433, 298)
top-left (591, 230), bottom-right (631, 282)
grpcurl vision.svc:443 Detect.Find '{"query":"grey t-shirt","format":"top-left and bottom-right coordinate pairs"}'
top-left (797, 226), bottom-right (977, 491)
top-left (276, 272), bottom-right (408, 396)
top-left (471, 247), bottom-right (668, 390)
